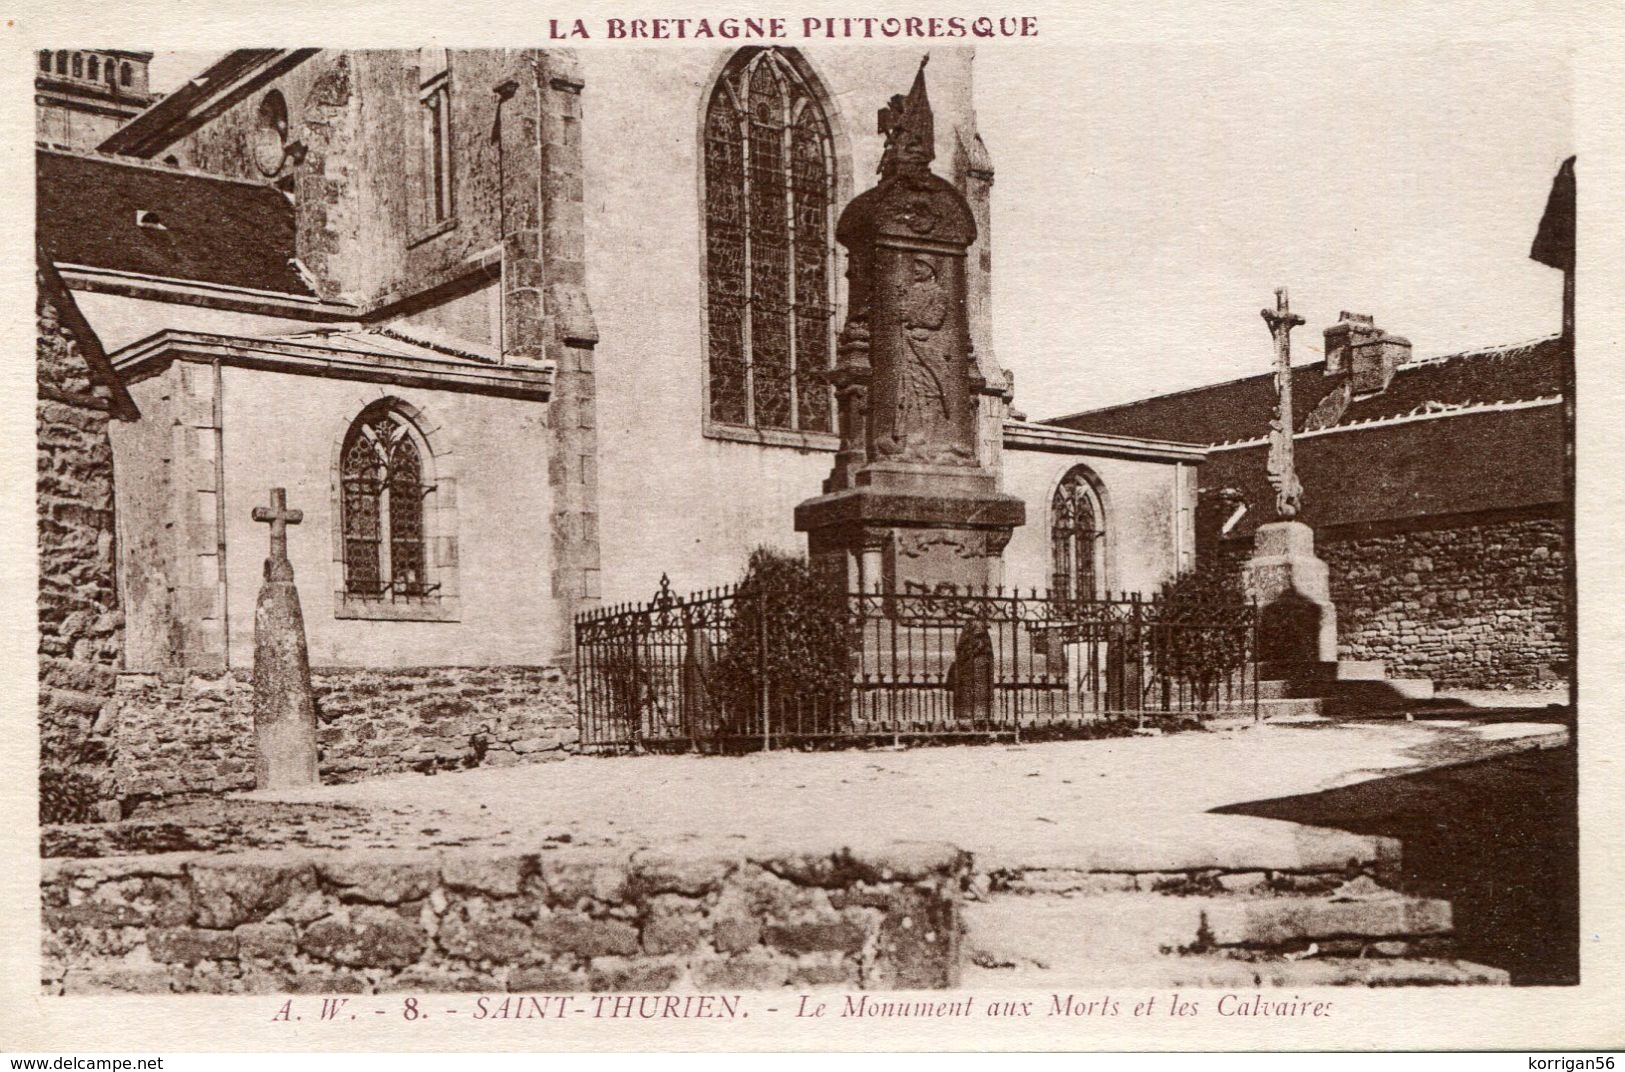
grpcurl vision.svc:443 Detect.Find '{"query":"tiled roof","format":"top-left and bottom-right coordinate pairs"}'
top-left (1050, 336), bottom-right (1563, 448)
top-left (36, 149), bottom-right (314, 297)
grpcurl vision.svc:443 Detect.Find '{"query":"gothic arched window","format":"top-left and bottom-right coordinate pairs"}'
top-left (703, 48), bottom-right (837, 434)
top-left (340, 405), bottom-right (434, 599)
top-left (1051, 467), bottom-right (1107, 603)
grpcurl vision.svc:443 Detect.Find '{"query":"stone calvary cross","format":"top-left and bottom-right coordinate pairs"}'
top-left (1261, 287), bottom-right (1306, 520)
top-left (251, 486), bottom-right (319, 789)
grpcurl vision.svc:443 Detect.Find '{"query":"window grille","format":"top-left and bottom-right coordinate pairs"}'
top-left (340, 407), bottom-right (436, 599)
top-left (1052, 468), bottom-right (1104, 602)
top-left (703, 49), bottom-right (836, 433)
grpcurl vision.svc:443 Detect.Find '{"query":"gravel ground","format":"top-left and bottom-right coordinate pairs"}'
top-left (46, 717), bottom-right (1566, 863)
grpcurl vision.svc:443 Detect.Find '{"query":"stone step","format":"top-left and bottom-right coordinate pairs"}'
top-left (1328, 678), bottom-right (1438, 706)
top-left (1257, 660), bottom-right (1388, 684)
top-left (964, 891), bottom-right (1453, 964)
top-left (964, 954), bottom-right (1509, 989)
top-left (1222, 697), bottom-right (1326, 721)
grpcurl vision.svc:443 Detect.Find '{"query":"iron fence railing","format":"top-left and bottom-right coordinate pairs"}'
top-left (575, 576), bottom-right (1258, 751)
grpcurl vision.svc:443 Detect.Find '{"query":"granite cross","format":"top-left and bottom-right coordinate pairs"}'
top-left (252, 487), bottom-right (303, 563)
top-left (1261, 287), bottom-right (1306, 520)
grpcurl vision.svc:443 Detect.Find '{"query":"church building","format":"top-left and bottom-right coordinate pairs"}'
top-left (37, 48), bottom-right (1200, 803)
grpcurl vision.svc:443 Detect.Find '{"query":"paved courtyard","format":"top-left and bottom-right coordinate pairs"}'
top-left (101, 716), bottom-right (1552, 869)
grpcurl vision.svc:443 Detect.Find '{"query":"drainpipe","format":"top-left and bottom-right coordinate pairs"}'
top-left (212, 358), bottom-right (230, 667)
top-left (492, 77), bottom-right (519, 359)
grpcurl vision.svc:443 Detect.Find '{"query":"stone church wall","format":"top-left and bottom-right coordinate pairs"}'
top-left (111, 666), bottom-right (577, 802)
top-left (38, 272), bottom-right (125, 817)
top-left (1000, 447), bottom-right (1195, 595)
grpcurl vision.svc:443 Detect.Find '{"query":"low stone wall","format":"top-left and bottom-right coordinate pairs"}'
top-left (1214, 509), bottom-right (1567, 689)
top-left (42, 844), bottom-right (966, 994)
top-left (1322, 511), bottom-right (1567, 689)
top-left (112, 666), bottom-right (577, 802)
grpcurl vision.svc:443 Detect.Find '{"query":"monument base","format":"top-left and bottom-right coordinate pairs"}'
top-left (795, 468), bottom-right (1025, 595)
top-left (1241, 520), bottom-right (1339, 664)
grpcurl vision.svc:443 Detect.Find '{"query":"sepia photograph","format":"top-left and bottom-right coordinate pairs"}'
top-left (17, 9), bottom-right (1593, 1044)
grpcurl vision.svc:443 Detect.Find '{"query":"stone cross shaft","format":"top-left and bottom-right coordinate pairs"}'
top-left (252, 487), bottom-right (303, 563)
top-left (1261, 287), bottom-right (1305, 520)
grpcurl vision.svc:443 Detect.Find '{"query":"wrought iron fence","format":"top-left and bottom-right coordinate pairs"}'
top-left (575, 576), bottom-right (1258, 751)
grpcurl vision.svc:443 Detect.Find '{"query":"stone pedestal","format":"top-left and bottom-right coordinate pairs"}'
top-left (797, 464), bottom-right (1024, 595)
top-left (253, 561), bottom-right (318, 789)
top-left (1242, 521), bottom-right (1338, 664)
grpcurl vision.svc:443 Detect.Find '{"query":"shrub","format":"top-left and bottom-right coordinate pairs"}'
top-left (712, 548), bottom-right (852, 740)
top-left (1147, 563), bottom-right (1253, 706)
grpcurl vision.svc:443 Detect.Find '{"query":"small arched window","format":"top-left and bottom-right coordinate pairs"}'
top-left (87, 56), bottom-right (99, 81)
top-left (39, 51), bottom-right (50, 73)
top-left (1051, 467), bottom-right (1107, 603)
top-left (55, 51), bottom-right (67, 75)
top-left (106, 57), bottom-right (118, 84)
top-left (71, 53), bottom-right (82, 78)
top-left (340, 405), bottom-right (434, 598)
top-left (703, 48), bottom-right (837, 433)
top-left (120, 62), bottom-right (132, 87)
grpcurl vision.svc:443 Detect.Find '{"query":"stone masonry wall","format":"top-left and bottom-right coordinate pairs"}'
top-left (38, 268), bottom-right (125, 818)
top-left (112, 666), bottom-right (577, 803)
top-left (1213, 510), bottom-right (1567, 689)
top-left (42, 844), bottom-right (965, 994)
top-left (1323, 511), bottom-right (1567, 689)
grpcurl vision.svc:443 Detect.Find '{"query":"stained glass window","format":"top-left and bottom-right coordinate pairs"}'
top-left (1052, 468), bottom-right (1105, 603)
top-left (340, 406), bottom-right (435, 599)
top-left (703, 49), bottom-right (835, 433)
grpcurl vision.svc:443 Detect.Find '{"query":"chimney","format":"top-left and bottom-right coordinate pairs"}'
top-left (1323, 311), bottom-right (1411, 394)
top-left (1323, 312), bottom-right (1378, 375)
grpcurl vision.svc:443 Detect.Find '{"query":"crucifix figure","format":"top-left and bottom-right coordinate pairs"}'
top-left (253, 487), bottom-right (303, 579)
top-left (1261, 287), bottom-right (1306, 520)
top-left (250, 486), bottom-right (318, 788)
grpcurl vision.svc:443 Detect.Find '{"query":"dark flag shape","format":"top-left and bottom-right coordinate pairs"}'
top-left (1530, 155), bottom-right (1576, 271)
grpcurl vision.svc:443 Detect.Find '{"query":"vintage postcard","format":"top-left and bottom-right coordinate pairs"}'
top-left (4, 0), bottom-right (1619, 1054)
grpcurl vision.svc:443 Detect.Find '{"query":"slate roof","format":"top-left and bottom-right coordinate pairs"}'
top-left (36, 149), bottom-right (314, 297)
top-left (1050, 336), bottom-right (1566, 534)
top-left (1050, 336), bottom-right (1563, 448)
top-left (263, 327), bottom-right (501, 366)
